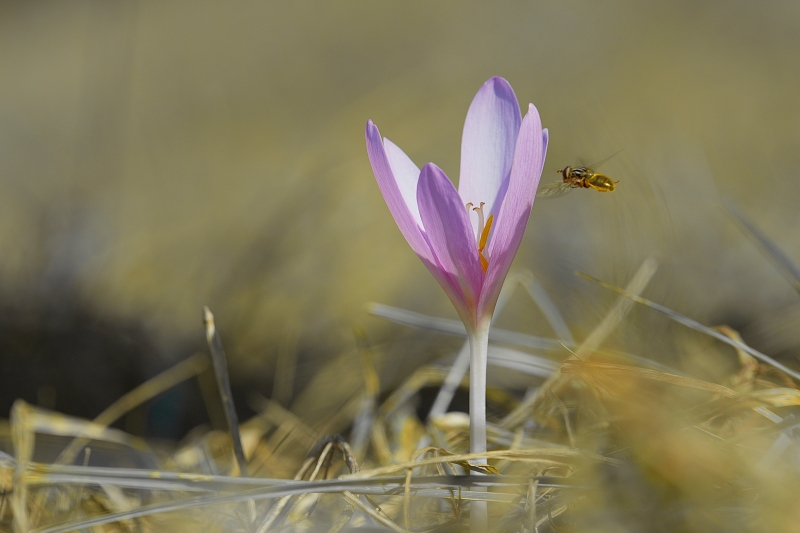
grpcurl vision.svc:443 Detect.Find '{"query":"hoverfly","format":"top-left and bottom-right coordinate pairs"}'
top-left (536, 151), bottom-right (621, 199)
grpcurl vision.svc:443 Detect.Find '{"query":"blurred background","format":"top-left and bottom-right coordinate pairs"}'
top-left (1, 0), bottom-right (799, 439)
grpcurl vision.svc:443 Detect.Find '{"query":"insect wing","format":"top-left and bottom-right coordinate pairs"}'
top-left (536, 180), bottom-right (573, 199)
top-left (581, 148), bottom-right (626, 170)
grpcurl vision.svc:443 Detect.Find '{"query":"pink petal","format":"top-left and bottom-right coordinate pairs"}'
top-left (417, 163), bottom-right (484, 321)
top-left (458, 77), bottom-right (522, 238)
top-left (367, 122), bottom-right (467, 318)
top-left (478, 105), bottom-right (547, 319)
top-left (365, 121), bottom-right (433, 264)
top-left (383, 138), bottom-right (422, 227)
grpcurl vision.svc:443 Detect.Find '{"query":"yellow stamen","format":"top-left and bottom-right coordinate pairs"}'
top-left (478, 214), bottom-right (493, 252)
top-left (478, 214), bottom-right (494, 273)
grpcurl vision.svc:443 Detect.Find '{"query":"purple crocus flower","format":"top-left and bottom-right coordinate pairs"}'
top-left (365, 77), bottom-right (548, 333)
top-left (367, 76), bottom-right (546, 531)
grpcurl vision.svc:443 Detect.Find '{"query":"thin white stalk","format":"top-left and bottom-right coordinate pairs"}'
top-left (429, 277), bottom-right (518, 420)
top-left (468, 323), bottom-right (490, 457)
top-left (468, 319), bottom-right (490, 532)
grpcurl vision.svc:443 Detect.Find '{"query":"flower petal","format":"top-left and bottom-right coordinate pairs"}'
top-left (365, 120), bottom-right (432, 263)
top-left (367, 122), bottom-right (467, 316)
top-left (383, 138), bottom-right (422, 227)
top-left (478, 104), bottom-right (547, 319)
top-left (458, 77), bottom-right (522, 238)
top-left (417, 163), bottom-right (483, 321)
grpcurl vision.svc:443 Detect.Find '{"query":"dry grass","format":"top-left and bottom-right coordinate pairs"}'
top-left (3, 233), bottom-right (800, 532)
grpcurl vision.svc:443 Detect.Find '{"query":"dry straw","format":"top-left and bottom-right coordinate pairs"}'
top-left (3, 203), bottom-right (800, 532)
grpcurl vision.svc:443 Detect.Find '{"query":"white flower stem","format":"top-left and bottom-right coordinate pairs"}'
top-left (428, 278), bottom-right (517, 420)
top-left (468, 322), bottom-right (489, 456)
top-left (468, 319), bottom-right (490, 532)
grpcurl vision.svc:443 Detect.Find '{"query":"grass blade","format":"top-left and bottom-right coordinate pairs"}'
top-left (577, 271), bottom-right (800, 382)
top-left (203, 307), bottom-right (248, 478)
top-left (724, 200), bottom-right (800, 294)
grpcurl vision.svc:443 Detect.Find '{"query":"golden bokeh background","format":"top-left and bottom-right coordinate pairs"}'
top-left (2, 1), bottom-right (800, 431)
